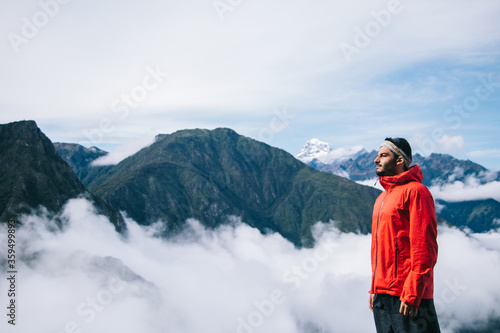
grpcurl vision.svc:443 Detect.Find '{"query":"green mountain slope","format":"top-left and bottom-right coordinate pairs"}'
top-left (437, 199), bottom-right (500, 233)
top-left (0, 120), bottom-right (123, 230)
top-left (54, 142), bottom-right (112, 187)
top-left (88, 128), bottom-right (381, 246)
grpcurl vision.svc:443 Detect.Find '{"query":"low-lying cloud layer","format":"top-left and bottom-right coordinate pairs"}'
top-left (430, 178), bottom-right (500, 203)
top-left (429, 168), bottom-right (500, 203)
top-left (91, 133), bottom-right (157, 166)
top-left (1, 198), bottom-right (500, 333)
top-left (358, 167), bottom-right (500, 204)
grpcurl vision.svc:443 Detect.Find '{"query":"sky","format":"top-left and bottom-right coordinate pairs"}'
top-left (1, 198), bottom-right (500, 333)
top-left (2, 3), bottom-right (500, 331)
top-left (1, 0), bottom-right (500, 170)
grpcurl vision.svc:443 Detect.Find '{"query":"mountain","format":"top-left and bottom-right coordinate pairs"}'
top-left (297, 139), bottom-right (499, 186)
top-left (296, 138), bottom-right (366, 166)
top-left (309, 150), bottom-right (379, 182)
top-left (297, 139), bottom-right (500, 233)
top-left (54, 142), bottom-right (112, 187)
top-left (413, 154), bottom-right (499, 186)
top-left (70, 128), bottom-right (382, 247)
top-left (436, 199), bottom-right (500, 233)
top-left (0, 120), bottom-right (123, 230)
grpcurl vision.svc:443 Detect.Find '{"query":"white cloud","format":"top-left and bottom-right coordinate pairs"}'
top-left (2, 0), bottom-right (500, 169)
top-left (1, 198), bottom-right (500, 333)
top-left (1, 0), bottom-right (500, 118)
top-left (433, 226), bottom-right (500, 332)
top-left (411, 133), bottom-right (466, 156)
top-left (429, 174), bottom-right (500, 202)
top-left (438, 134), bottom-right (465, 151)
top-left (92, 133), bottom-right (157, 166)
top-left (473, 226), bottom-right (500, 251)
top-left (435, 201), bottom-right (446, 214)
top-left (469, 149), bottom-right (500, 157)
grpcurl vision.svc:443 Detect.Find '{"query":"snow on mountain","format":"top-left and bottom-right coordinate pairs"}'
top-left (296, 138), bottom-right (365, 165)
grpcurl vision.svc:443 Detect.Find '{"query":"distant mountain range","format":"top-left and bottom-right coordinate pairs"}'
top-left (2, 120), bottom-right (498, 244)
top-left (0, 120), bottom-right (382, 247)
top-left (297, 138), bottom-right (500, 232)
top-left (55, 128), bottom-right (381, 247)
top-left (296, 138), bottom-right (500, 184)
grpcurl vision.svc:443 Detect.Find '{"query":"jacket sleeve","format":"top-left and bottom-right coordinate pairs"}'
top-left (400, 186), bottom-right (438, 307)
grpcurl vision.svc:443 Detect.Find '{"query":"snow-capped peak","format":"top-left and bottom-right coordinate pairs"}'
top-left (296, 138), bottom-right (332, 163)
top-left (296, 138), bottom-right (365, 164)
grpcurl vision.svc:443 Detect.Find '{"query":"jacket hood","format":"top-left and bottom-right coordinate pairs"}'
top-left (379, 165), bottom-right (423, 191)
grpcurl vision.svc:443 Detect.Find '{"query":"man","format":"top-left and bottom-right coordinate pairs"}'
top-left (369, 138), bottom-right (440, 333)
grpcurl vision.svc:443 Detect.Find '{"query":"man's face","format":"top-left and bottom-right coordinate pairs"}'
top-left (374, 147), bottom-right (398, 176)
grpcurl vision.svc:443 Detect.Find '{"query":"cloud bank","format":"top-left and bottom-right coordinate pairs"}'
top-left (357, 167), bottom-right (500, 204)
top-left (91, 134), bottom-right (157, 166)
top-left (429, 169), bottom-right (500, 203)
top-left (1, 198), bottom-right (500, 333)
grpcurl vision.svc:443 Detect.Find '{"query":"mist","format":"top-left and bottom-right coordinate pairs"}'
top-left (429, 173), bottom-right (500, 202)
top-left (1, 198), bottom-right (500, 333)
top-left (357, 167), bottom-right (500, 203)
top-left (91, 134), bottom-right (157, 166)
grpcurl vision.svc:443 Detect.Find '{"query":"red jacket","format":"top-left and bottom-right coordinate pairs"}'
top-left (370, 165), bottom-right (438, 307)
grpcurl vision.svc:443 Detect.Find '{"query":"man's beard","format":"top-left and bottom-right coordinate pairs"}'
top-left (376, 171), bottom-right (392, 176)
top-left (376, 158), bottom-right (398, 176)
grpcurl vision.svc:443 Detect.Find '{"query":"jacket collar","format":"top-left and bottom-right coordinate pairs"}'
top-left (378, 165), bottom-right (423, 191)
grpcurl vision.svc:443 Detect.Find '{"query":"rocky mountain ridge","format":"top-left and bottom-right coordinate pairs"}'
top-left (79, 128), bottom-right (381, 246)
top-left (0, 120), bottom-right (123, 230)
top-left (2, 120), bottom-right (382, 247)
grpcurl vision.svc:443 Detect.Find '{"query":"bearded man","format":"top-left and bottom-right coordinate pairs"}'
top-left (369, 137), bottom-right (441, 333)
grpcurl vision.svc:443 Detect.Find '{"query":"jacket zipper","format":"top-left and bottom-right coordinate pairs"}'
top-left (371, 191), bottom-right (388, 293)
top-left (394, 241), bottom-right (398, 278)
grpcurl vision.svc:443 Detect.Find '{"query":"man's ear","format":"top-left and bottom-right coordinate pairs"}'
top-left (396, 155), bottom-right (405, 166)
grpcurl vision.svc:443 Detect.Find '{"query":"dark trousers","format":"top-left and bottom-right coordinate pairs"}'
top-left (372, 294), bottom-right (441, 333)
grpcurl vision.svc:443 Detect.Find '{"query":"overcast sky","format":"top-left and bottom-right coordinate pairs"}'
top-left (1, 0), bottom-right (500, 169)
